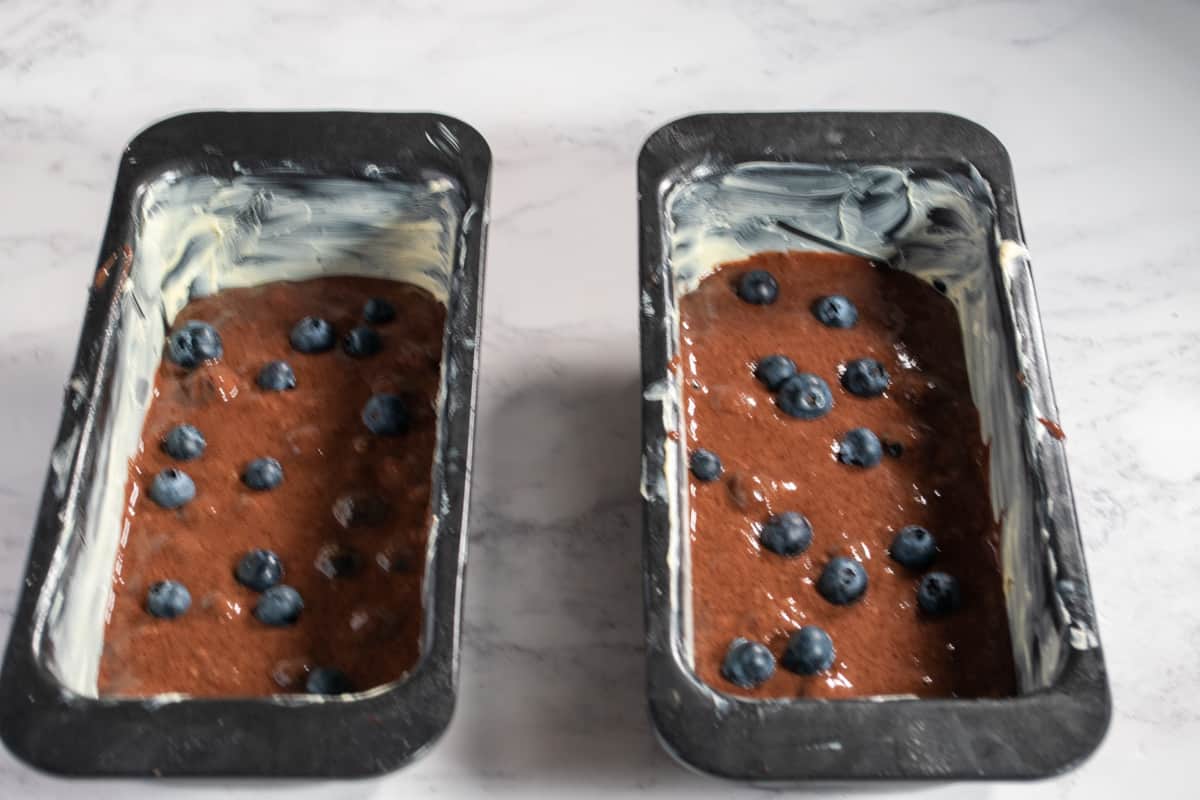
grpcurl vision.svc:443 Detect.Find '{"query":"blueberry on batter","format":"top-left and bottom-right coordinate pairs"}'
top-left (162, 423), bottom-right (206, 461)
top-left (755, 354), bottom-right (797, 391)
top-left (917, 572), bottom-right (961, 616)
top-left (837, 427), bottom-right (883, 468)
top-left (255, 585), bottom-right (303, 626)
top-left (257, 360), bottom-right (297, 391)
top-left (841, 358), bottom-right (890, 397)
top-left (362, 394), bottom-right (410, 436)
top-left (363, 297), bottom-right (396, 324)
top-left (690, 448), bottom-right (723, 482)
top-left (776, 373), bottom-right (834, 419)
top-left (890, 525), bottom-right (937, 570)
top-left (306, 667), bottom-right (354, 695)
top-left (736, 270), bottom-right (779, 305)
top-left (343, 325), bottom-right (382, 357)
top-left (243, 457), bottom-right (284, 491)
top-left (817, 557), bottom-right (868, 605)
top-left (146, 580), bottom-right (191, 619)
top-left (721, 638), bottom-right (776, 688)
top-left (812, 295), bottom-right (858, 328)
top-left (759, 511), bottom-right (813, 556)
top-left (149, 468), bottom-right (196, 509)
top-left (167, 321), bottom-right (223, 368)
top-left (289, 316), bottom-right (335, 353)
top-left (235, 549), bottom-right (284, 592)
top-left (781, 625), bottom-right (835, 675)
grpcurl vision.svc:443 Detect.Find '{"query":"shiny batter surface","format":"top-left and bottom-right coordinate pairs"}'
top-left (682, 251), bottom-right (1015, 699)
top-left (99, 277), bottom-right (444, 696)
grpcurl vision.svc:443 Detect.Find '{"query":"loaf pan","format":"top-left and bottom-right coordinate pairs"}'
top-left (0, 111), bottom-right (490, 776)
top-left (637, 112), bottom-right (1109, 782)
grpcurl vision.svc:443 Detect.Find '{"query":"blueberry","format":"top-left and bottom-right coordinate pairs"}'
top-left (343, 325), bottom-right (382, 357)
top-left (776, 373), bottom-right (834, 419)
top-left (736, 270), bottom-right (779, 305)
top-left (837, 427), bottom-right (883, 468)
top-left (817, 556), bottom-right (868, 605)
top-left (890, 525), bottom-right (937, 570)
top-left (166, 321), bottom-right (223, 368)
top-left (235, 549), bottom-right (284, 591)
top-left (255, 584), bottom-right (303, 625)
top-left (781, 625), bottom-right (835, 675)
top-left (243, 457), bottom-right (284, 491)
top-left (149, 468), bottom-right (195, 509)
top-left (363, 297), bottom-right (396, 324)
top-left (812, 295), bottom-right (858, 328)
top-left (289, 317), bottom-right (335, 353)
top-left (306, 667), bottom-right (354, 695)
top-left (841, 358), bottom-right (890, 397)
top-left (759, 512), bottom-right (813, 556)
top-left (257, 360), bottom-right (296, 391)
top-left (361, 394), bottom-right (410, 436)
top-left (720, 638), bottom-right (775, 688)
top-left (689, 448), bottom-right (722, 482)
top-left (162, 424), bottom-right (206, 461)
top-left (146, 580), bottom-right (191, 619)
top-left (884, 440), bottom-right (904, 458)
top-left (917, 572), bottom-right (962, 616)
top-left (755, 354), bottom-right (797, 391)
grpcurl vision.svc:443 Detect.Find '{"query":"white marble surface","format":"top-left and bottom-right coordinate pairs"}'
top-left (1, 0), bottom-right (1197, 796)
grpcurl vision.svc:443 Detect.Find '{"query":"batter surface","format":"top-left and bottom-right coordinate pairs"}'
top-left (99, 277), bottom-right (444, 696)
top-left (682, 251), bottom-right (1015, 699)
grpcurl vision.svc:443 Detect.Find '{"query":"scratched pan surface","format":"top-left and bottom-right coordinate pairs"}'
top-left (0, 112), bottom-right (490, 776)
top-left (637, 112), bottom-right (1109, 782)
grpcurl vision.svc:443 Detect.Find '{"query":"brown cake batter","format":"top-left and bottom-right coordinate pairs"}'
top-left (99, 277), bottom-right (444, 696)
top-left (682, 251), bottom-right (1016, 699)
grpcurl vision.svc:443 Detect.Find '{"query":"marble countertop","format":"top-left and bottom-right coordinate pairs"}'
top-left (2, 0), bottom-right (1197, 797)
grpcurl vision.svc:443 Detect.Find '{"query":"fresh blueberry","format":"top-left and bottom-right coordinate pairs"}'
top-left (363, 297), bottom-right (396, 324)
top-left (145, 580), bottom-right (191, 619)
top-left (343, 325), bottom-right (382, 357)
top-left (720, 638), bottom-right (776, 688)
top-left (255, 584), bottom-right (303, 626)
top-left (149, 468), bottom-right (195, 509)
top-left (243, 457), bottom-right (284, 491)
top-left (812, 295), bottom-right (858, 328)
top-left (759, 512), bottom-right (813, 556)
top-left (776, 373), bottom-right (834, 419)
top-left (257, 360), bottom-right (296, 391)
top-left (755, 354), bottom-right (797, 391)
top-left (837, 427), bottom-right (883, 468)
top-left (362, 394), bottom-right (409, 436)
top-left (781, 625), bottom-right (835, 675)
top-left (736, 270), bottom-right (779, 305)
top-left (917, 572), bottom-right (962, 616)
top-left (884, 440), bottom-right (904, 458)
top-left (162, 424), bottom-right (206, 461)
top-left (235, 549), bottom-right (284, 591)
top-left (289, 317), bottom-right (335, 353)
top-left (890, 525), bottom-right (937, 570)
top-left (690, 448), bottom-right (722, 482)
top-left (841, 358), bottom-right (890, 397)
top-left (306, 667), bottom-right (354, 695)
top-left (817, 556), bottom-right (868, 605)
top-left (166, 321), bottom-right (223, 368)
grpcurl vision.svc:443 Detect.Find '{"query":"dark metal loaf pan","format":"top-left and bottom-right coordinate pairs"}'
top-left (637, 112), bottom-right (1109, 782)
top-left (0, 111), bottom-right (490, 777)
